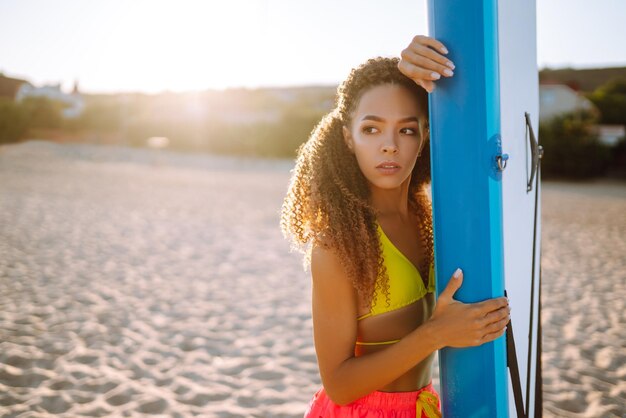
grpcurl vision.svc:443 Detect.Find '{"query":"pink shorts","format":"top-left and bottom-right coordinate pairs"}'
top-left (304, 380), bottom-right (442, 418)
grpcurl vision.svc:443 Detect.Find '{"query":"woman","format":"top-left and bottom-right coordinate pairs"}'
top-left (280, 35), bottom-right (511, 418)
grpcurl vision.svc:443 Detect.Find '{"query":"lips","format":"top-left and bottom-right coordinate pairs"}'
top-left (376, 161), bottom-right (401, 168)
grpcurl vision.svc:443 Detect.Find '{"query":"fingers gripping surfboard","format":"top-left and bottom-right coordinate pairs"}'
top-left (426, 0), bottom-right (542, 417)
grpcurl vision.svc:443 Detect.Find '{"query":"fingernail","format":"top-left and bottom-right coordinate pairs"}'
top-left (443, 69), bottom-right (453, 76)
top-left (441, 46), bottom-right (448, 54)
top-left (431, 72), bottom-right (440, 79)
top-left (453, 268), bottom-right (462, 278)
top-left (447, 61), bottom-right (455, 69)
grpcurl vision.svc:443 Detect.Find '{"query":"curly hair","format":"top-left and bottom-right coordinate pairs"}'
top-left (280, 56), bottom-right (434, 311)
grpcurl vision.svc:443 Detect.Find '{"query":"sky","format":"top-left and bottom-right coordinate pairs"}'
top-left (0, 0), bottom-right (624, 94)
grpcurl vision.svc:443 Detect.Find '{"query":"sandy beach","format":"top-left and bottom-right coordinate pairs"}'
top-left (0, 140), bottom-right (624, 417)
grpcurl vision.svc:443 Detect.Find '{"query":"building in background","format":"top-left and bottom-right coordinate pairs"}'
top-left (539, 82), bottom-right (600, 122)
top-left (539, 82), bottom-right (623, 146)
top-left (15, 79), bottom-right (84, 119)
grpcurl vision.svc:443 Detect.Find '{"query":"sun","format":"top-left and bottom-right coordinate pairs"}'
top-left (92, 1), bottom-right (273, 93)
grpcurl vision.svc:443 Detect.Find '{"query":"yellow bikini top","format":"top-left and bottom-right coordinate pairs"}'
top-left (355, 221), bottom-right (435, 346)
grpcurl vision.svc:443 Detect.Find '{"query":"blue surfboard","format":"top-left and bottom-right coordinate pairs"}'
top-left (426, 0), bottom-right (543, 416)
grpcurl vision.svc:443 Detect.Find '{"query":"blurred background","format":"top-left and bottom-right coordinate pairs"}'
top-left (1, 0), bottom-right (624, 176)
top-left (0, 1), bottom-right (624, 417)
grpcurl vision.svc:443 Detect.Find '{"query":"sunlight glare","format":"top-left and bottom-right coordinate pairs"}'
top-left (95, 0), bottom-right (270, 92)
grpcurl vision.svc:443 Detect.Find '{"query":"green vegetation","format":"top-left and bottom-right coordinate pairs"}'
top-left (0, 98), bottom-right (29, 143)
top-left (0, 96), bottom-right (68, 143)
top-left (585, 77), bottom-right (626, 126)
top-left (538, 110), bottom-right (616, 179)
top-left (1, 80), bottom-right (623, 179)
top-left (0, 88), bottom-right (334, 160)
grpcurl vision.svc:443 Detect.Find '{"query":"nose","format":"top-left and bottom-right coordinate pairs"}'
top-left (381, 137), bottom-right (399, 154)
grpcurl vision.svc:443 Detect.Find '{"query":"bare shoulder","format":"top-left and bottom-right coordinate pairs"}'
top-left (310, 242), bottom-right (352, 288)
top-left (309, 242), bottom-right (358, 362)
top-left (310, 241), bottom-right (359, 323)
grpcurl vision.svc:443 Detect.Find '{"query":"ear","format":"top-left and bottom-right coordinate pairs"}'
top-left (342, 125), bottom-right (354, 153)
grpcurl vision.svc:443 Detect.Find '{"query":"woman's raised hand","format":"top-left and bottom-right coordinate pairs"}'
top-left (428, 268), bottom-right (510, 349)
top-left (398, 35), bottom-right (455, 93)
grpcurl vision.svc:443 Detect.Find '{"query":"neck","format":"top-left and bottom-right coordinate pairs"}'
top-left (369, 175), bottom-right (412, 221)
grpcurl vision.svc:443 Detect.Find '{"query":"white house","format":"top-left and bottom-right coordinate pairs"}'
top-left (539, 83), bottom-right (599, 122)
top-left (539, 83), bottom-right (623, 146)
top-left (16, 79), bottom-right (84, 119)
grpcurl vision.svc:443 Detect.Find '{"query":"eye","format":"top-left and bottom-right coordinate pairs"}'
top-left (361, 126), bottom-right (379, 134)
top-left (401, 127), bottom-right (417, 135)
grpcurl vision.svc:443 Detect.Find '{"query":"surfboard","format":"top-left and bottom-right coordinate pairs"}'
top-left (426, 0), bottom-right (543, 416)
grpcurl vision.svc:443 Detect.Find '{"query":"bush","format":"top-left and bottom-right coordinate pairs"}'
top-left (0, 98), bottom-right (28, 144)
top-left (606, 136), bottom-right (626, 179)
top-left (206, 108), bottom-right (325, 159)
top-left (19, 96), bottom-right (64, 129)
top-left (66, 101), bottom-right (123, 132)
top-left (586, 77), bottom-right (626, 125)
top-left (538, 110), bottom-right (613, 179)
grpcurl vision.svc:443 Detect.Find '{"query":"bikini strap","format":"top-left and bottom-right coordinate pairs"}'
top-left (354, 339), bottom-right (400, 346)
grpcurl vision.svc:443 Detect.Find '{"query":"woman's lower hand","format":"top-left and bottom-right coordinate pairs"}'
top-left (428, 268), bottom-right (510, 349)
top-left (398, 35), bottom-right (455, 93)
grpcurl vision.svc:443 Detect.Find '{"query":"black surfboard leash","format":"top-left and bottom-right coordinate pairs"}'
top-left (505, 112), bottom-right (543, 418)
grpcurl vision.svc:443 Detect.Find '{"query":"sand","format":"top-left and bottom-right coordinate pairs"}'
top-left (0, 140), bottom-right (623, 417)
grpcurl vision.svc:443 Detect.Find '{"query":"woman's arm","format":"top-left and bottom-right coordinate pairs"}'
top-left (310, 244), bottom-right (441, 406)
top-left (310, 244), bottom-right (510, 406)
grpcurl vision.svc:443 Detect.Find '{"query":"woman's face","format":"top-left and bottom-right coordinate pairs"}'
top-left (342, 83), bottom-right (427, 190)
